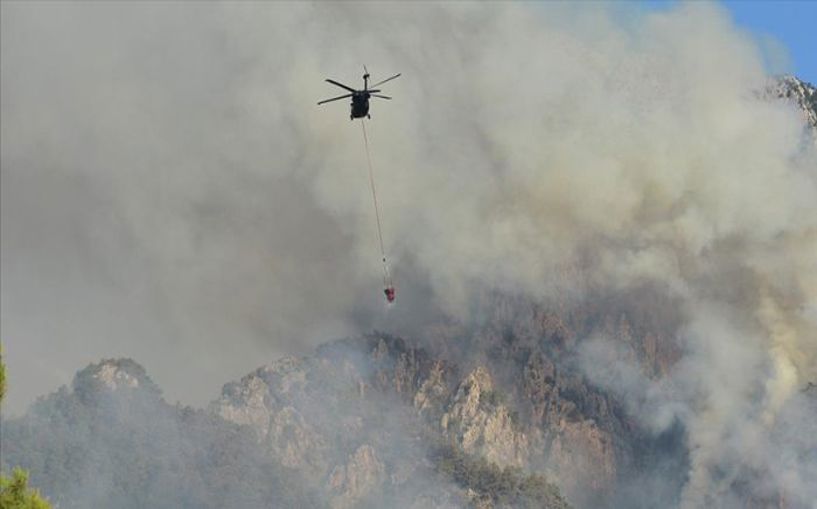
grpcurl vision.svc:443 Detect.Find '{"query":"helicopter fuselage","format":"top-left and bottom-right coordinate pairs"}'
top-left (350, 92), bottom-right (370, 119)
top-left (318, 69), bottom-right (399, 120)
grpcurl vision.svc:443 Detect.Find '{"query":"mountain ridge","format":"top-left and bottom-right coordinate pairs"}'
top-left (3, 340), bottom-right (575, 509)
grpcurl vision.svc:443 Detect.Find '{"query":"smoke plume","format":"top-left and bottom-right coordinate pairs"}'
top-left (2, 2), bottom-right (815, 506)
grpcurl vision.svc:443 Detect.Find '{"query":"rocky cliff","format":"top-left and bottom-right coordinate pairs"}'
top-left (766, 75), bottom-right (817, 130)
top-left (209, 334), bottom-right (559, 508)
top-left (208, 307), bottom-right (676, 509)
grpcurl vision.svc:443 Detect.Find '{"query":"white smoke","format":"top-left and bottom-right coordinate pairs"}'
top-left (2, 2), bottom-right (815, 506)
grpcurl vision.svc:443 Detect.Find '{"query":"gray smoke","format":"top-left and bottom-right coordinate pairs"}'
top-left (2, 2), bottom-right (815, 506)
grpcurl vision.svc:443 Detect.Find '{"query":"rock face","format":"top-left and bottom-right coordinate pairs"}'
top-left (210, 357), bottom-right (327, 472)
top-left (441, 367), bottom-right (529, 468)
top-left (208, 317), bottom-right (654, 508)
top-left (212, 371), bottom-right (271, 432)
top-left (93, 363), bottom-right (141, 390)
top-left (8, 298), bottom-right (809, 508)
top-left (207, 333), bottom-right (577, 506)
top-left (413, 360), bottom-right (452, 417)
top-left (72, 358), bottom-right (162, 403)
top-left (210, 336), bottom-right (460, 507)
top-left (328, 445), bottom-right (385, 509)
top-left (766, 75), bottom-right (817, 129)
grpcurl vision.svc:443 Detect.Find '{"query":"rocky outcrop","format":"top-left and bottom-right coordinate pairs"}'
top-left (328, 445), bottom-right (385, 509)
top-left (211, 372), bottom-right (271, 434)
top-left (210, 357), bottom-right (310, 433)
top-left (441, 367), bottom-right (529, 467)
top-left (13, 316), bottom-right (677, 509)
top-left (72, 358), bottom-right (162, 402)
top-left (413, 360), bottom-right (453, 417)
top-left (766, 75), bottom-right (817, 129)
top-left (93, 363), bottom-right (141, 390)
top-left (762, 75), bottom-right (817, 148)
top-left (210, 357), bottom-right (327, 473)
top-left (518, 353), bottom-right (620, 502)
top-left (267, 406), bottom-right (327, 472)
top-left (208, 324), bottom-right (645, 508)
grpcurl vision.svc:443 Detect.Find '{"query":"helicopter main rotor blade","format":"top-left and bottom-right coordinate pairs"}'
top-left (325, 79), bottom-right (356, 93)
top-left (317, 93), bottom-right (353, 105)
top-left (371, 94), bottom-right (392, 100)
top-left (370, 73), bottom-right (401, 88)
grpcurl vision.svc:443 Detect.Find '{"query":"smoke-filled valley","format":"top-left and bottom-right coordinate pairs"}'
top-left (2, 2), bottom-right (816, 508)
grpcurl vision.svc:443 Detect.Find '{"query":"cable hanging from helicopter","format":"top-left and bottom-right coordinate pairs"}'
top-left (318, 66), bottom-right (401, 303)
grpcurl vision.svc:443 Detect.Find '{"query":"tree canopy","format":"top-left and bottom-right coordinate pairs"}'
top-left (0, 345), bottom-right (53, 509)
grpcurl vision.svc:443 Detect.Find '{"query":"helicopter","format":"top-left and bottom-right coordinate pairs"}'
top-left (318, 67), bottom-right (401, 120)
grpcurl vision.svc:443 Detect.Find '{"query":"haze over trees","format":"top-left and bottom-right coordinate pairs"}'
top-left (2, 348), bottom-right (574, 509)
top-left (0, 347), bottom-right (53, 509)
top-left (1, 358), bottom-right (324, 509)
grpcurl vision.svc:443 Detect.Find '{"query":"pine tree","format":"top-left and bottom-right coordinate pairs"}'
top-left (0, 345), bottom-right (53, 509)
top-left (0, 469), bottom-right (51, 509)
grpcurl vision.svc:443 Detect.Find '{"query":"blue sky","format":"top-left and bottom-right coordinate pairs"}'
top-left (643, 0), bottom-right (817, 84)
